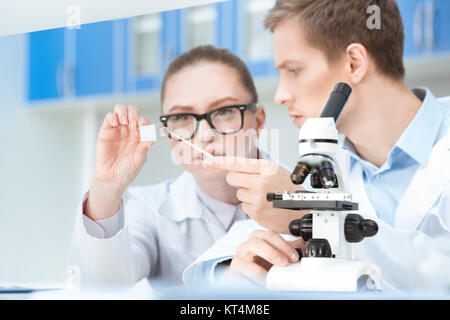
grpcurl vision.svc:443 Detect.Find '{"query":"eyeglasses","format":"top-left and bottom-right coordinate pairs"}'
top-left (159, 103), bottom-right (257, 141)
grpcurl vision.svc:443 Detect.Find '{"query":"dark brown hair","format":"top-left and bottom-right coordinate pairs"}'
top-left (264, 0), bottom-right (406, 80)
top-left (161, 45), bottom-right (258, 104)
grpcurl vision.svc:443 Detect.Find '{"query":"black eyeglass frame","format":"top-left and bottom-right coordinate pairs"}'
top-left (159, 102), bottom-right (257, 140)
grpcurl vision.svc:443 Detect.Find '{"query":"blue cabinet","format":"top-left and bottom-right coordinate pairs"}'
top-left (75, 21), bottom-right (115, 96)
top-left (398, 0), bottom-right (450, 57)
top-left (235, 0), bottom-right (276, 78)
top-left (397, 0), bottom-right (424, 57)
top-left (124, 10), bottom-right (184, 93)
top-left (432, 0), bottom-right (450, 53)
top-left (28, 20), bottom-right (123, 102)
top-left (28, 28), bottom-right (65, 101)
top-left (27, 0), bottom-right (450, 103)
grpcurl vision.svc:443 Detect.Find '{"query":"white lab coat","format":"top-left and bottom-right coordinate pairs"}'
top-left (183, 127), bottom-right (450, 294)
top-left (70, 171), bottom-right (242, 289)
top-left (70, 149), bottom-right (274, 290)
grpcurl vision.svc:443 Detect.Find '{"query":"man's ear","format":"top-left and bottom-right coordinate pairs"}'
top-left (255, 104), bottom-right (266, 137)
top-left (345, 43), bottom-right (369, 84)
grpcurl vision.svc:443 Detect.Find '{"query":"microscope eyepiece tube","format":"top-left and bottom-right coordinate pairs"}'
top-left (320, 82), bottom-right (352, 122)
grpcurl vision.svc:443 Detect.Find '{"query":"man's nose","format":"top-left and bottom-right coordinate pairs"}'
top-left (274, 79), bottom-right (293, 106)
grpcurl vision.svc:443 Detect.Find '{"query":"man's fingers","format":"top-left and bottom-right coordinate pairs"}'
top-left (226, 172), bottom-right (261, 189)
top-left (236, 188), bottom-right (260, 204)
top-left (240, 238), bottom-right (289, 267)
top-left (250, 230), bottom-right (299, 263)
top-left (229, 258), bottom-right (267, 286)
top-left (202, 156), bottom-right (264, 174)
top-left (288, 239), bottom-right (307, 253)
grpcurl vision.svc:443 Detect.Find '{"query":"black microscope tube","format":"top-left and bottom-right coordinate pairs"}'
top-left (320, 82), bottom-right (352, 122)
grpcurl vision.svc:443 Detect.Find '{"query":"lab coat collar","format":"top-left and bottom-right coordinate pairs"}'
top-left (395, 88), bottom-right (445, 166)
top-left (394, 128), bottom-right (450, 230)
top-left (159, 171), bottom-right (204, 222)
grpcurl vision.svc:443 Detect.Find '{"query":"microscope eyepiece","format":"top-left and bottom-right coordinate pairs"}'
top-left (320, 82), bottom-right (352, 122)
top-left (290, 161), bottom-right (311, 185)
top-left (318, 160), bottom-right (338, 189)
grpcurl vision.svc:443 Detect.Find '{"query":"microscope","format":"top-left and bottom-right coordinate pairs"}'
top-left (266, 83), bottom-right (382, 292)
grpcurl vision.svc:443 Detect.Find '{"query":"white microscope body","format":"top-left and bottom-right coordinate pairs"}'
top-left (266, 83), bottom-right (382, 292)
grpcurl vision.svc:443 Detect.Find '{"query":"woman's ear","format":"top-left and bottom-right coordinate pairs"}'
top-left (255, 104), bottom-right (266, 137)
top-left (345, 43), bottom-right (369, 84)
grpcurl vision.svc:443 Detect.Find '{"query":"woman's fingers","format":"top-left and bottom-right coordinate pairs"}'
top-left (138, 116), bottom-right (150, 126)
top-left (127, 105), bottom-right (139, 130)
top-left (101, 112), bottom-right (117, 129)
top-left (114, 104), bottom-right (128, 125)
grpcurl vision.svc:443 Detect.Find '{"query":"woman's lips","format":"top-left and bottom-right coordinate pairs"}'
top-left (193, 151), bottom-right (221, 161)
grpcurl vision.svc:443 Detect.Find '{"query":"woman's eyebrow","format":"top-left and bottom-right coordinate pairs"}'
top-left (167, 105), bottom-right (194, 114)
top-left (207, 96), bottom-right (239, 108)
top-left (167, 97), bottom-right (240, 114)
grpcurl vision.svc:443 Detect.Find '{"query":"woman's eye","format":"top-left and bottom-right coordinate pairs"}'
top-left (217, 109), bottom-right (233, 116)
top-left (219, 109), bottom-right (231, 116)
top-left (288, 69), bottom-right (300, 75)
top-left (173, 115), bottom-right (189, 122)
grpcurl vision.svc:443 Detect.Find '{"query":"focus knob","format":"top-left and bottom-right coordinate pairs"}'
top-left (345, 214), bottom-right (379, 243)
top-left (305, 239), bottom-right (333, 258)
top-left (289, 214), bottom-right (312, 241)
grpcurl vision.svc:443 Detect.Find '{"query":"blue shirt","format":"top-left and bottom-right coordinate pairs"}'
top-left (344, 88), bottom-right (450, 226)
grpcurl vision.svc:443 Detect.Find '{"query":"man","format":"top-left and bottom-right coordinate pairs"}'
top-left (182, 0), bottom-right (450, 293)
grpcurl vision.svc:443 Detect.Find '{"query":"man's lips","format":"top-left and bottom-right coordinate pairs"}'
top-left (289, 114), bottom-right (305, 126)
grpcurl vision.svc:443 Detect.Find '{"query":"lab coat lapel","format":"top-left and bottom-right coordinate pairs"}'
top-left (158, 172), bottom-right (227, 237)
top-left (159, 172), bottom-right (203, 222)
top-left (349, 161), bottom-right (377, 219)
top-left (394, 131), bottom-right (450, 230)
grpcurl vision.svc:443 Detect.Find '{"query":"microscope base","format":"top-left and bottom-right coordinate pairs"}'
top-left (266, 258), bottom-right (382, 292)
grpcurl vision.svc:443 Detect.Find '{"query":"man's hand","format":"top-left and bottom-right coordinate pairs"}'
top-left (203, 156), bottom-right (308, 233)
top-left (227, 230), bottom-right (305, 285)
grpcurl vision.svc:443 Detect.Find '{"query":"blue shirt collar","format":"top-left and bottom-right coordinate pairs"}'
top-left (344, 87), bottom-right (446, 168)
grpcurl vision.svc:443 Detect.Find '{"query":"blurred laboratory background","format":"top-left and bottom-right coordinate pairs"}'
top-left (0, 0), bottom-right (449, 286)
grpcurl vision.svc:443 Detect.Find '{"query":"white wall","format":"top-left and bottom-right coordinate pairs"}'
top-left (0, 34), bottom-right (84, 284)
top-left (0, 0), bottom-right (226, 36)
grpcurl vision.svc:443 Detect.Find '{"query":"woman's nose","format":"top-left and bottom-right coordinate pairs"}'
top-left (196, 119), bottom-right (216, 143)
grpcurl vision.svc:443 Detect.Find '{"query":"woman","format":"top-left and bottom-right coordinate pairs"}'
top-left (71, 45), bottom-right (295, 290)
